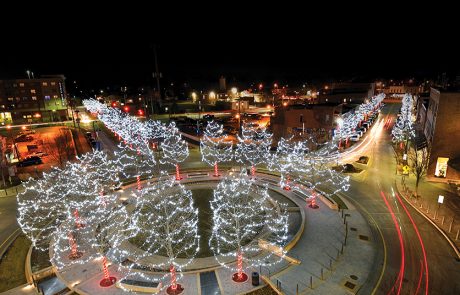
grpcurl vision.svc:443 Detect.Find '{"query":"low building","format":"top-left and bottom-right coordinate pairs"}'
top-left (417, 87), bottom-right (460, 181)
top-left (271, 103), bottom-right (342, 142)
top-left (0, 75), bottom-right (68, 124)
top-left (317, 83), bottom-right (375, 104)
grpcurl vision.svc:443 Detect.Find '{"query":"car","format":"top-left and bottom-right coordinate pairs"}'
top-left (30, 151), bottom-right (48, 157)
top-left (15, 135), bottom-right (34, 142)
top-left (19, 129), bottom-right (36, 136)
top-left (203, 114), bottom-right (215, 120)
top-left (17, 156), bottom-right (42, 167)
top-left (349, 135), bottom-right (360, 142)
top-left (85, 132), bottom-right (93, 138)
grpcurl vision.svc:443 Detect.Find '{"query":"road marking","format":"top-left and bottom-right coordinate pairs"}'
top-left (0, 227), bottom-right (20, 252)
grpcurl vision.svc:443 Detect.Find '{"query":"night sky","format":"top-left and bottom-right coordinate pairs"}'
top-left (1, 31), bottom-right (458, 91)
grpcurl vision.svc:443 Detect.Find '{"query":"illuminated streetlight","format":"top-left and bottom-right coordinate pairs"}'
top-left (192, 92), bottom-right (197, 102)
top-left (283, 102), bottom-right (288, 107)
top-left (231, 87), bottom-right (238, 95)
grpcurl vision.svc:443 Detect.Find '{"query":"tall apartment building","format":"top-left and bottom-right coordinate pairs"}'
top-left (0, 75), bottom-right (68, 124)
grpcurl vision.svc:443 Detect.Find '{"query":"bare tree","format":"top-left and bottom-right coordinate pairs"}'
top-left (44, 128), bottom-right (75, 167)
top-left (409, 141), bottom-right (431, 198)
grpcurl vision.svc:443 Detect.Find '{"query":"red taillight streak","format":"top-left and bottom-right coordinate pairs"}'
top-left (380, 191), bottom-right (405, 295)
top-left (395, 193), bottom-right (429, 295)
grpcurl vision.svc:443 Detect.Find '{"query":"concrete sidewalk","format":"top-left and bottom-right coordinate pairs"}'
top-left (396, 174), bottom-right (460, 255)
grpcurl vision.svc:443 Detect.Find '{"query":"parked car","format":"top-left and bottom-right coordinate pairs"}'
top-left (30, 151), bottom-right (48, 157)
top-left (17, 156), bottom-right (42, 167)
top-left (15, 135), bottom-right (34, 142)
top-left (19, 129), bottom-right (36, 136)
top-left (203, 114), bottom-right (215, 121)
top-left (349, 135), bottom-right (360, 142)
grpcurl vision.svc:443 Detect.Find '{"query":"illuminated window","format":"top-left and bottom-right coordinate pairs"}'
top-left (53, 95), bottom-right (58, 99)
top-left (45, 95), bottom-right (50, 100)
top-left (23, 115), bottom-right (27, 119)
top-left (30, 89), bottom-right (36, 94)
top-left (7, 97), bottom-right (13, 101)
top-left (19, 83), bottom-right (24, 87)
top-left (51, 82), bottom-right (56, 86)
top-left (42, 82), bottom-right (48, 86)
top-left (32, 96), bottom-right (37, 100)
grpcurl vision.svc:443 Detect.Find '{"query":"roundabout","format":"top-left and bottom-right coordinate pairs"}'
top-left (46, 169), bottom-right (376, 295)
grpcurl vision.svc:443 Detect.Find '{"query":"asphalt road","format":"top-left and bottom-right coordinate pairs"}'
top-left (0, 196), bottom-right (19, 257)
top-left (341, 104), bottom-right (460, 294)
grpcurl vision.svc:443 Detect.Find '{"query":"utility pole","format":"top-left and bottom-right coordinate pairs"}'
top-left (152, 45), bottom-right (162, 119)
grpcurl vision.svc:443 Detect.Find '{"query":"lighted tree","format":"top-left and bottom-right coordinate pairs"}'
top-left (269, 136), bottom-right (309, 190)
top-left (200, 121), bottom-right (233, 176)
top-left (161, 122), bottom-right (189, 180)
top-left (128, 176), bottom-right (199, 294)
top-left (392, 94), bottom-right (415, 148)
top-left (17, 168), bottom-right (67, 251)
top-left (114, 142), bottom-right (157, 190)
top-left (209, 172), bottom-right (289, 282)
top-left (236, 125), bottom-right (272, 177)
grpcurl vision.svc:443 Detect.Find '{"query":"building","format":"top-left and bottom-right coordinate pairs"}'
top-left (416, 87), bottom-right (460, 181)
top-left (0, 75), bottom-right (68, 124)
top-left (271, 103), bottom-right (342, 142)
top-left (317, 83), bottom-right (375, 104)
top-left (219, 76), bottom-right (226, 91)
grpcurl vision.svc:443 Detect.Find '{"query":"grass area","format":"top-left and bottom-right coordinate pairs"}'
top-left (0, 234), bottom-right (31, 292)
top-left (247, 285), bottom-right (278, 295)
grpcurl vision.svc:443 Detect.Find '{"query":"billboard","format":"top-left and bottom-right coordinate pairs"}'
top-left (435, 157), bottom-right (449, 178)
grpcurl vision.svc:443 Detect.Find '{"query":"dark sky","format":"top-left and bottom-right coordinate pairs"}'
top-left (1, 30), bottom-right (459, 91)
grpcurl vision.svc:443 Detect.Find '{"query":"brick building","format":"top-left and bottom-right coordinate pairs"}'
top-left (0, 75), bottom-right (68, 124)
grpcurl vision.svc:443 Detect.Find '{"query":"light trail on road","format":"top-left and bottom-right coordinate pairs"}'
top-left (380, 191), bottom-right (405, 295)
top-left (395, 192), bottom-right (429, 295)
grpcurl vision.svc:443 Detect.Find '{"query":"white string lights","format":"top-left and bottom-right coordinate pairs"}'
top-left (392, 93), bottom-right (415, 143)
top-left (125, 176), bottom-right (199, 294)
top-left (236, 125), bottom-right (272, 177)
top-left (160, 122), bottom-right (189, 180)
top-left (209, 171), bottom-right (289, 282)
top-left (200, 121), bottom-right (233, 177)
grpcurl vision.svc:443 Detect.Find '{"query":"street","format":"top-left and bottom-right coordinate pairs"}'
top-left (342, 103), bottom-right (460, 294)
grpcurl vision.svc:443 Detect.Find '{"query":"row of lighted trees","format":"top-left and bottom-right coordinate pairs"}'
top-left (17, 149), bottom-right (288, 293)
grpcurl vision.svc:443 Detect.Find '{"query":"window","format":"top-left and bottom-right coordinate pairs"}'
top-left (19, 83), bottom-right (24, 87)
top-left (30, 89), bottom-right (36, 94)
top-left (22, 97), bottom-right (28, 101)
top-left (13, 83), bottom-right (17, 87)
top-left (7, 97), bottom-right (13, 101)
top-left (51, 82), bottom-right (56, 86)
top-left (42, 82), bottom-right (48, 86)
top-left (32, 96), bottom-right (37, 100)
top-left (53, 95), bottom-right (58, 99)
top-left (45, 95), bottom-right (50, 100)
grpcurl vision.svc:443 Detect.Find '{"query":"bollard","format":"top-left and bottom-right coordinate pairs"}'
top-left (434, 210), bottom-right (438, 220)
top-left (456, 229), bottom-right (460, 241)
top-left (420, 203), bottom-right (423, 209)
top-left (321, 268), bottom-right (324, 280)
top-left (296, 284), bottom-right (299, 295)
top-left (426, 205), bottom-right (430, 214)
top-left (449, 218), bottom-right (454, 233)
top-left (310, 276), bottom-right (313, 289)
top-left (442, 216), bottom-right (445, 225)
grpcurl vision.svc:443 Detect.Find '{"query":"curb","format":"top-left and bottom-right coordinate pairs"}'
top-left (0, 228), bottom-right (21, 260)
top-left (394, 182), bottom-right (460, 259)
